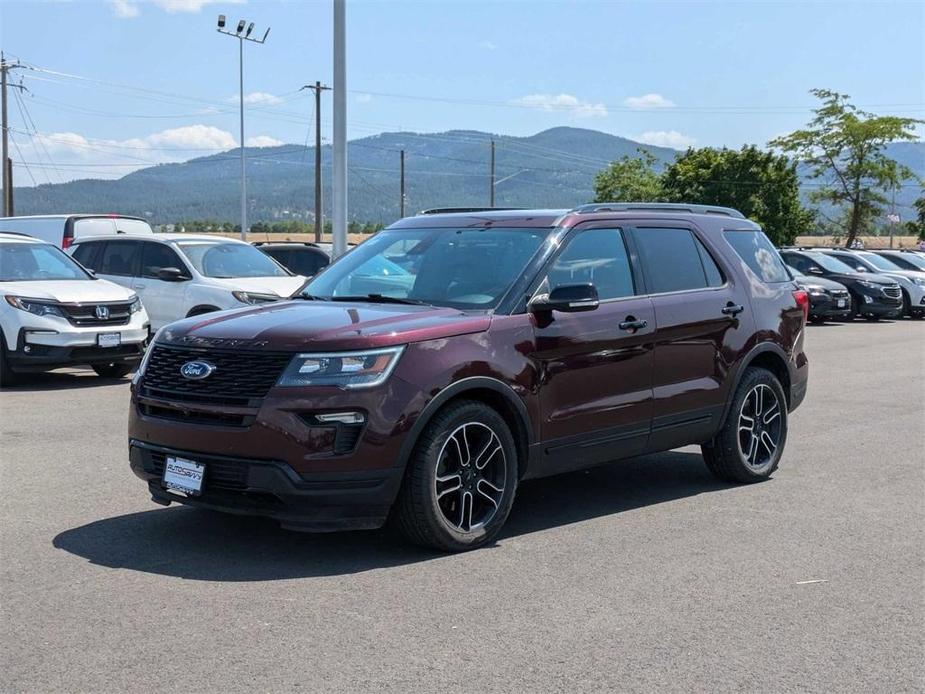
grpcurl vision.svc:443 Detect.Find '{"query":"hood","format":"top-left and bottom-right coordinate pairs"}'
top-left (159, 300), bottom-right (492, 352)
top-left (0, 278), bottom-right (135, 303)
top-left (868, 269), bottom-right (925, 284)
top-left (826, 271), bottom-right (896, 286)
top-left (795, 275), bottom-right (847, 292)
top-left (206, 275), bottom-right (306, 298)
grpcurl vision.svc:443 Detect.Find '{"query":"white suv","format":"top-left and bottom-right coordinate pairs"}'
top-left (0, 233), bottom-right (150, 385)
top-left (69, 234), bottom-right (306, 330)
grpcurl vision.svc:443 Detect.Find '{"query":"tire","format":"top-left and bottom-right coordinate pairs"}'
top-left (702, 367), bottom-right (788, 484)
top-left (392, 400), bottom-right (519, 552)
top-left (900, 290), bottom-right (911, 318)
top-left (92, 362), bottom-right (134, 378)
top-left (0, 334), bottom-right (18, 388)
top-left (187, 306), bottom-right (220, 318)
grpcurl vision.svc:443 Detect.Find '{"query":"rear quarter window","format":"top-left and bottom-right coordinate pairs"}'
top-left (724, 230), bottom-right (790, 283)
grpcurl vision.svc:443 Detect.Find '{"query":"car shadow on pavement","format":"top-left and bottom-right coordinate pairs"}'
top-left (53, 450), bottom-right (732, 580)
top-left (4, 369), bottom-right (133, 391)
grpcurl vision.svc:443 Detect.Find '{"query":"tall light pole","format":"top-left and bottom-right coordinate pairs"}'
top-left (217, 15), bottom-right (270, 240)
top-left (332, 0), bottom-right (348, 258)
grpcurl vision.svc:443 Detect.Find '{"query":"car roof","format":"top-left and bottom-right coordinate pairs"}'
top-left (389, 204), bottom-right (758, 231)
top-left (0, 232), bottom-right (45, 244)
top-left (73, 233), bottom-right (246, 244)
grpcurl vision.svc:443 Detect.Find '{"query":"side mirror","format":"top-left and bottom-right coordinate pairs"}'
top-left (807, 266), bottom-right (823, 275)
top-left (530, 283), bottom-right (600, 314)
top-left (156, 267), bottom-right (188, 282)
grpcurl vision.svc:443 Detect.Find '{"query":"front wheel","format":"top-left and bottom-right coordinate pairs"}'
top-left (92, 362), bottom-right (134, 378)
top-left (702, 367), bottom-right (788, 483)
top-left (0, 337), bottom-right (18, 388)
top-left (392, 400), bottom-right (518, 552)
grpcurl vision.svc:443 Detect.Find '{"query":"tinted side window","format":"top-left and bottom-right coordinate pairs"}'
top-left (635, 228), bottom-right (713, 293)
top-left (142, 243), bottom-right (186, 278)
top-left (697, 241), bottom-right (725, 287)
top-left (98, 241), bottom-right (140, 277)
top-left (548, 228), bottom-right (635, 300)
top-left (72, 242), bottom-right (102, 270)
top-left (829, 253), bottom-right (864, 272)
top-left (724, 231), bottom-right (790, 282)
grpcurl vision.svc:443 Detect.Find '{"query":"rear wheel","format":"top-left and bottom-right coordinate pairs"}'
top-left (393, 400), bottom-right (518, 552)
top-left (702, 367), bottom-right (788, 483)
top-left (92, 362), bottom-right (134, 379)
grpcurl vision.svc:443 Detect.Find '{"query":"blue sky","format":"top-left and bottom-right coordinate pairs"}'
top-left (1, 0), bottom-right (923, 185)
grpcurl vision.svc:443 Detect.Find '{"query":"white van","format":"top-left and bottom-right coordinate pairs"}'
top-left (0, 214), bottom-right (154, 250)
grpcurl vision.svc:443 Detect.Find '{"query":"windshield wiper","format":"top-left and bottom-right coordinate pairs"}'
top-left (298, 293), bottom-right (329, 301)
top-left (330, 294), bottom-right (430, 306)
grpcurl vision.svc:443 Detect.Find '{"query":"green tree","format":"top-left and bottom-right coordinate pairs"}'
top-left (661, 145), bottom-right (814, 246)
top-left (769, 89), bottom-right (922, 248)
top-left (904, 196), bottom-right (925, 241)
top-left (593, 150), bottom-right (664, 202)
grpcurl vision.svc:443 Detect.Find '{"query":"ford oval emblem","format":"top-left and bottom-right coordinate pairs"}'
top-left (179, 360), bottom-right (216, 380)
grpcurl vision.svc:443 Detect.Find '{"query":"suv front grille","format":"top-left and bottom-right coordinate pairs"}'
top-left (140, 344), bottom-right (292, 406)
top-left (829, 289), bottom-right (849, 299)
top-left (63, 301), bottom-right (133, 326)
top-left (882, 286), bottom-right (901, 299)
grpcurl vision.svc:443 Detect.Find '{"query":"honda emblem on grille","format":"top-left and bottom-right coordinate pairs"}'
top-left (180, 360), bottom-right (216, 380)
top-left (95, 305), bottom-right (110, 320)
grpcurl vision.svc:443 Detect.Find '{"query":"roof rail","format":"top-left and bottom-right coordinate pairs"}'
top-left (572, 202), bottom-right (746, 219)
top-left (418, 206), bottom-right (526, 215)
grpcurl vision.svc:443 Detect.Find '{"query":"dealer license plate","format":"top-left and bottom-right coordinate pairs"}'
top-left (163, 456), bottom-right (205, 496)
top-left (836, 299), bottom-right (847, 308)
top-left (97, 332), bottom-right (121, 348)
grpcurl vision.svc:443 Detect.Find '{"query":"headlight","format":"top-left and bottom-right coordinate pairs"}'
top-left (132, 326), bottom-right (166, 385)
top-left (4, 296), bottom-right (67, 318)
top-left (857, 280), bottom-right (877, 289)
top-left (912, 277), bottom-right (925, 286)
top-left (129, 295), bottom-right (143, 313)
top-left (232, 290), bottom-right (279, 305)
top-left (276, 346), bottom-right (404, 389)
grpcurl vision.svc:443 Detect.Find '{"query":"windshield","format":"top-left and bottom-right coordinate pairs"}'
top-left (0, 242), bottom-right (91, 281)
top-left (302, 227), bottom-right (548, 309)
top-left (889, 252), bottom-right (925, 270)
top-left (810, 253), bottom-right (857, 273)
top-left (857, 252), bottom-right (902, 272)
top-left (177, 241), bottom-right (290, 278)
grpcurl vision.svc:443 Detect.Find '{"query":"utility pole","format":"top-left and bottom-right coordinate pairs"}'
top-left (1, 54), bottom-right (7, 217)
top-left (400, 149), bottom-right (405, 217)
top-left (332, 0), bottom-right (348, 258)
top-left (216, 16), bottom-right (270, 240)
top-left (301, 81), bottom-right (331, 242)
top-left (4, 157), bottom-right (12, 216)
top-left (489, 139), bottom-right (496, 208)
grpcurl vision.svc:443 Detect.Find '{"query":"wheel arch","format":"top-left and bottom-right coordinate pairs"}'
top-left (394, 377), bottom-right (534, 480)
top-left (721, 343), bottom-right (793, 424)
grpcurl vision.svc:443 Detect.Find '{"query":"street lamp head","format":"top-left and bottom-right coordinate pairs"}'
top-left (217, 14), bottom-right (226, 29)
top-left (245, 22), bottom-right (255, 37)
top-left (236, 19), bottom-right (246, 34)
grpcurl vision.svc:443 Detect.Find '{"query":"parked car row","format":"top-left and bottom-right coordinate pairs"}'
top-left (780, 247), bottom-right (925, 322)
top-left (0, 226), bottom-right (337, 384)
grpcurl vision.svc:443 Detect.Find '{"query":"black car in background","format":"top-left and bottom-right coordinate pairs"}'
top-left (254, 242), bottom-right (330, 278)
top-left (780, 249), bottom-right (902, 320)
top-left (787, 267), bottom-right (852, 322)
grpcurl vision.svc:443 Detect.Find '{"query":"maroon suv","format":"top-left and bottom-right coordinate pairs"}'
top-left (129, 204), bottom-right (809, 551)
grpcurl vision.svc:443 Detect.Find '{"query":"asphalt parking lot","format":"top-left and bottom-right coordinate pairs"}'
top-left (1, 320), bottom-right (923, 693)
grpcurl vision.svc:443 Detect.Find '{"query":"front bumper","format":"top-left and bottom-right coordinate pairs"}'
top-left (130, 440), bottom-right (404, 531)
top-left (8, 325), bottom-right (148, 371)
top-left (807, 293), bottom-right (851, 319)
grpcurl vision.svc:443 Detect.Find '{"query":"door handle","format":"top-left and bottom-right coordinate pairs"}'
top-left (135, 283), bottom-right (146, 290)
top-left (721, 303), bottom-right (744, 316)
top-left (619, 317), bottom-right (648, 332)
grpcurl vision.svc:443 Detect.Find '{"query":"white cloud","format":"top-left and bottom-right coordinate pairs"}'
top-left (513, 93), bottom-right (608, 119)
top-left (245, 135), bottom-right (284, 147)
top-left (232, 92), bottom-right (283, 106)
top-left (21, 125), bottom-right (242, 184)
top-left (636, 130), bottom-right (697, 149)
top-left (355, 93), bottom-right (373, 104)
top-left (108, 0), bottom-right (242, 18)
top-left (110, 0), bottom-right (140, 18)
top-left (623, 93), bottom-right (675, 110)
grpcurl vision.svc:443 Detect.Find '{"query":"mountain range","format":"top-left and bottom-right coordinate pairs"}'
top-left (12, 127), bottom-right (924, 226)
